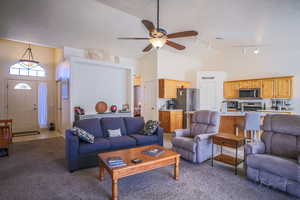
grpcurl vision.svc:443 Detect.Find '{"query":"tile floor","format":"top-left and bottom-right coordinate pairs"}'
top-left (12, 130), bottom-right (63, 143)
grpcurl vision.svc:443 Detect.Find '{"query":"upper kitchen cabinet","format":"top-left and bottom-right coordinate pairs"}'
top-left (261, 79), bottom-right (275, 98)
top-left (239, 81), bottom-right (252, 89)
top-left (224, 76), bottom-right (294, 99)
top-left (224, 81), bottom-right (240, 99)
top-left (251, 80), bottom-right (262, 88)
top-left (159, 79), bottom-right (191, 98)
top-left (275, 77), bottom-right (293, 98)
top-left (238, 80), bottom-right (262, 89)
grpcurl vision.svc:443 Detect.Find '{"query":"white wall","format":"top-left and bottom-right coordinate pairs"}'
top-left (157, 49), bottom-right (202, 88)
top-left (137, 49), bottom-right (207, 118)
top-left (202, 47), bottom-right (300, 113)
top-left (69, 57), bottom-right (133, 122)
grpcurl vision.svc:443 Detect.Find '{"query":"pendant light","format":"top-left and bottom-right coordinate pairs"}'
top-left (19, 44), bottom-right (39, 67)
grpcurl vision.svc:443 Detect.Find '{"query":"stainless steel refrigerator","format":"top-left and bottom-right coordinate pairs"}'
top-left (176, 88), bottom-right (200, 128)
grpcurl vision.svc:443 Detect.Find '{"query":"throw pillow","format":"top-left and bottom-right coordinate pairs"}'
top-left (140, 120), bottom-right (159, 136)
top-left (108, 129), bottom-right (122, 137)
top-left (71, 127), bottom-right (95, 143)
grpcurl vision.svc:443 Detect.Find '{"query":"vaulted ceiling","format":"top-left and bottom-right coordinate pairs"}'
top-left (0, 0), bottom-right (299, 58)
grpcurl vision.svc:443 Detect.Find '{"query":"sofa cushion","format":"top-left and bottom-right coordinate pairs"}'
top-left (72, 127), bottom-right (95, 143)
top-left (263, 114), bottom-right (300, 136)
top-left (130, 134), bottom-right (158, 146)
top-left (79, 138), bottom-right (111, 154)
top-left (140, 120), bottom-right (160, 136)
top-left (108, 136), bottom-right (136, 150)
top-left (247, 154), bottom-right (300, 182)
top-left (107, 129), bottom-right (122, 137)
top-left (172, 136), bottom-right (196, 152)
top-left (74, 118), bottom-right (103, 138)
top-left (190, 110), bottom-right (220, 137)
top-left (101, 118), bottom-right (127, 137)
top-left (124, 117), bottom-right (145, 135)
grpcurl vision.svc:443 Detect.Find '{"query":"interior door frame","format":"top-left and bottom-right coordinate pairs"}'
top-left (6, 78), bottom-right (48, 133)
top-left (56, 80), bottom-right (62, 133)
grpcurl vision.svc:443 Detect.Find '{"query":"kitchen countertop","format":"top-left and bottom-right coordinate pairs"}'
top-left (187, 110), bottom-right (295, 116)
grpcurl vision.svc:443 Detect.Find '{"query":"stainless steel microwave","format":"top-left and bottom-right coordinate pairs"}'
top-left (239, 88), bottom-right (261, 99)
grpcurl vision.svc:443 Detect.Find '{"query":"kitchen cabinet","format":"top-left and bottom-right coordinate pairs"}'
top-left (159, 110), bottom-right (183, 133)
top-left (224, 82), bottom-right (240, 99)
top-left (250, 80), bottom-right (262, 88)
top-left (159, 79), bottom-right (191, 98)
top-left (239, 81), bottom-right (252, 89)
top-left (275, 78), bottom-right (293, 98)
top-left (262, 79), bottom-right (275, 98)
top-left (224, 76), bottom-right (293, 99)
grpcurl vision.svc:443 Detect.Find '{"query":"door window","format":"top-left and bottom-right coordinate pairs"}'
top-left (14, 83), bottom-right (32, 90)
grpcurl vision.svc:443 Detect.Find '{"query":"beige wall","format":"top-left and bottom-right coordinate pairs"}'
top-left (157, 49), bottom-right (202, 88)
top-left (0, 39), bottom-right (59, 126)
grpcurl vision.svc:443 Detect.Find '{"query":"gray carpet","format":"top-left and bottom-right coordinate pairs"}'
top-left (0, 138), bottom-right (298, 200)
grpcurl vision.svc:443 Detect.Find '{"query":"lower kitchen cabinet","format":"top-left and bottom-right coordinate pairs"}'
top-left (159, 110), bottom-right (183, 133)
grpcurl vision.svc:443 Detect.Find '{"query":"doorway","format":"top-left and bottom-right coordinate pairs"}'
top-left (142, 80), bottom-right (158, 121)
top-left (7, 80), bottom-right (48, 134)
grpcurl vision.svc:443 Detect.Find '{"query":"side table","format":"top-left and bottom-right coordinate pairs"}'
top-left (211, 133), bottom-right (246, 175)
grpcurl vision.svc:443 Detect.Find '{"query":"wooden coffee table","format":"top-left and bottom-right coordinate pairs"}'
top-left (98, 145), bottom-right (180, 200)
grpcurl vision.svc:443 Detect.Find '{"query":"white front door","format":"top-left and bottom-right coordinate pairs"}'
top-left (142, 80), bottom-right (158, 121)
top-left (7, 80), bottom-right (38, 133)
top-left (199, 81), bottom-right (218, 110)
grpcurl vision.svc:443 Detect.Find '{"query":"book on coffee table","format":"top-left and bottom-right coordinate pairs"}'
top-left (107, 156), bottom-right (127, 168)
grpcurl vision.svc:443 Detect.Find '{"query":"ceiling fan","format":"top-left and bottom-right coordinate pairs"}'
top-left (118, 0), bottom-right (198, 52)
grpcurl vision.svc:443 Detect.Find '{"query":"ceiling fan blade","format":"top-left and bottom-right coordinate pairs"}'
top-left (118, 37), bottom-right (150, 40)
top-left (143, 44), bottom-right (153, 52)
top-left (142, 20), bottom-right (155, 32)
top-left (166, 40), bottom-right (186, 50)
top-left (167, 31), bottom-right (198, 39)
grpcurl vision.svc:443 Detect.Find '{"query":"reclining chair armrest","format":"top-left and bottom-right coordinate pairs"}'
top-left (193, 133), bottom-right (217, 143)
top-left (244, 141), bottom-right (266, 156)
top-left (173, 129), bottom-right (190, 137)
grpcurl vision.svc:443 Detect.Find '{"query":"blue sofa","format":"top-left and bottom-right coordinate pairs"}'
top-left (65, 117), bottom-right (164, 172)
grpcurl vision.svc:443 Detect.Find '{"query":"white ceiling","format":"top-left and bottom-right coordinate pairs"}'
top-left (1, 0), bottom-right (300, 58)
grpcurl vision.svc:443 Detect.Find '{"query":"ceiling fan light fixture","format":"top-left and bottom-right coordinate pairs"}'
top-left (253, 48), bottom-right (260, 54)
top-left (149, 36), bottom-right (167, 49)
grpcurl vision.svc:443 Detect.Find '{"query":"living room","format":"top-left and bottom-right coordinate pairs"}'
top-left (0, 0), bottom-right (299, 200)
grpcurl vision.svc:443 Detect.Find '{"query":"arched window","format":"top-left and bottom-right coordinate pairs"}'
top-left (9, 62), bottom-right (46, 77)
top-left (14, 83), bottom-right (32, 90)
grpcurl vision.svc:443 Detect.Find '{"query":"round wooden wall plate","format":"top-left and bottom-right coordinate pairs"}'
top-left (95, 101), bottom-right (108, 113)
